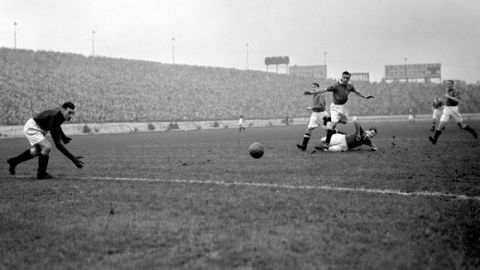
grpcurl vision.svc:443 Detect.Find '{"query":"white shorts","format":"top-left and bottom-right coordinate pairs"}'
top-left (24, 118), bottom-right (47, 146)
top-left (440, 106), bottom-right (463, 123)
top-left (330, 103), bottom-right (348, 124)
top-left (432, 109), bottom-right (442, 120)
top-left (307, 111), bottom-right (329, 129)
top-left (328, 134), bottom-right (348, 152)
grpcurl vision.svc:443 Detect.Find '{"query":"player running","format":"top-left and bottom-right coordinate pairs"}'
top-left (430, 97), bottom-right (444, 132)
top-left (296, 82), bottom-right (330, 151)
top-left (7, 102), bottom-right (84, 179)
top-left (313, 120), bottom-right (377, 152)
top-left (429, 80), bottom-right (477, 144)
top-left (305, 71), bottom-right (374, 149)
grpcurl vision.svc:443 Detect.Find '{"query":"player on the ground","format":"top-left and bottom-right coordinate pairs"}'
top-left (305, 71), bottom-right (374, 149)
top-left (313, 120), bottom-right (377, 152)
top-left (296, 82), bottom-right (330, 151)
top-left (429, 80), bottom-right (477, 144)
top-left (431, 97), bottom-right (443, 132)
top-left (7, 102), bottom-right (84, 179)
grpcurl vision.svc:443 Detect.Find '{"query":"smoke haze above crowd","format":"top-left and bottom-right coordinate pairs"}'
top-left (1, 0), bottom-right (479, 83)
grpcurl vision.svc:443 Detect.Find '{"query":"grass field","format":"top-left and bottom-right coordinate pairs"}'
top-left (1, 119), bottom-right (479, 269)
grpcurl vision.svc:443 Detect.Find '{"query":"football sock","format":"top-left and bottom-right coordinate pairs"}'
top-left (429, 130), bottom-right (442, 145)
top-left (464, 126), bottom-right (478, 139)
top-left (301, 134), bottom-right (311, 147)
top-left (325, 129), bottom-right (335, 145)
top-left (37, 154), bottom-right (49, 176)
top-left (8, 149), bottom-right (36, 171)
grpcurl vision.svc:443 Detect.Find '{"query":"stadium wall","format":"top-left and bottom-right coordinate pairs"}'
top-left (1, 114), bottom-right (479, 138)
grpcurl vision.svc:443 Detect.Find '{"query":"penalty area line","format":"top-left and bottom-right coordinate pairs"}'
top-left (59, 175), bottom-right (480, 201)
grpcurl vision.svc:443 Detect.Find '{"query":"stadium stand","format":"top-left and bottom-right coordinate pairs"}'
top-left (1, 47), bottom-right (479, 125)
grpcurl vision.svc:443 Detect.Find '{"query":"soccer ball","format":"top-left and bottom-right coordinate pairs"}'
top-left (249, 142), bottom-right (264, 159)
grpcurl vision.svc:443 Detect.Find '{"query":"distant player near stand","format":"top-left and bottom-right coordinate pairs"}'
top-left (238, 115), bottom-right (246, 132)
top-left (431, 97), bottom-right (443, 132)
top-left (7, 102), bottom-right (84, 179)
top-left (296, 82), bottom-right (330, 151)
top-left (313, 120), bottom-right (377, 152)
top-left (408, 108), bottom-right (416, 126)
top-left (429, 80), bottom-right (477, 145)
top-left (305, 71), bottom-right (374, 149)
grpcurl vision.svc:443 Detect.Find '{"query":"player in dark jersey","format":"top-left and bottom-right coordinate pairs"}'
top-left (296, 82), bottom-right (331, 151)
top-left (313, 120), bottom-right (377, 152)
top-left (7, 102), bottom-right (84, 179)
top-left (305, 71), bottom-right (374, 149)
top-left (430, 97), bottom-right (443, 132)
top-left (429, 80), bottom-right (477, 144)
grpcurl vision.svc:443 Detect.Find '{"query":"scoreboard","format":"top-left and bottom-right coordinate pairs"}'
top-left (350, 72), bottom-right (370, 82)
top-left (385, 63), bottom-right (441, 80)
top-left (289, 65), bottom-right (327, 79)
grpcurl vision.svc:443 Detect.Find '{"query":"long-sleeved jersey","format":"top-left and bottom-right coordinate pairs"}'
top-left (345, 122), bottom-right (375, 150)
top-left (311, 93), bottom-right (327, 112)
top-left (33, 109), bottom-right (74, 160)
top-left (326, 82), bottom-right (358, 105)
top-left (445, 88), bottom-right (460, 107)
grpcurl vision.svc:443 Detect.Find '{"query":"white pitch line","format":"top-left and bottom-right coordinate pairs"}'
top-left (11, 174), bottom-right (480, 201)
top-left (50, 175), bottom-right (480, 201)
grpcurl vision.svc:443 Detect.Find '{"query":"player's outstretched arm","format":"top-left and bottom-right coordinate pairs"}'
top-left (307, 105), bottom-right (323, 111)
top-left (369, 142), bottom-right (378, 151)
top-left (354, 91), bottom-right (374, 99)
top-left (72, 156), bottom-right (84, 168)
top-left (354, 121), bottom-right (363, 141)
top-left (54, 141), bottom-right (84, 168)
top-left (59, 127), bottom-right (72, 144)
top-left (52, 130), bottom-right (84, 168)
top-left (304, 88), bottom-right (327, 95)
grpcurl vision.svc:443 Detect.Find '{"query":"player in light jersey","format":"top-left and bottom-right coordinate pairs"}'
top-left (238, 115), bottom-right (246, 132)
top-left (305, 71), bottom-right (374, 148)
top-left (429, 80), bottom-right (477, 144)
top-left (430, 97), bottom-right (443, 132)
top-left (7, 102), bottom-right (84, 179)
top-left (296, 82), bottom-right (332, 151)
top-left (313, 120), bottom-right (377, 152)
top-left (408, 108), bottom-right (416, 126)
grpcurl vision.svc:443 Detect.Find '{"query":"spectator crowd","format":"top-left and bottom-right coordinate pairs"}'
top-left (1, 47), bottom-right (479, 125)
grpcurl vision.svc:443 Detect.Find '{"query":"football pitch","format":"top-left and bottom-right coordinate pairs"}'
top-left (1, 119), bottom-right (479, 269)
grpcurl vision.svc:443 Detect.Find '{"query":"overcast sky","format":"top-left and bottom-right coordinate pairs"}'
top-left (1, 0), bottom-right (479, 82)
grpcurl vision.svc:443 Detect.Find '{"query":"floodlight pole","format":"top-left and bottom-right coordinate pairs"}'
top-left (92, 30), bottom-right (95, 56)
top-left (246, 43), bottom-right (249, 70)
top-left (324, 51), bottom-right (327, 78)
top-left (13, 22), bottom-right (17, 49)
top-left (172, 37), bottom-right (175, 64)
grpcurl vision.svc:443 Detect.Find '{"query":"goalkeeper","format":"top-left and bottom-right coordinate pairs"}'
top-left (313, 120), bottom-right (377, 152)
